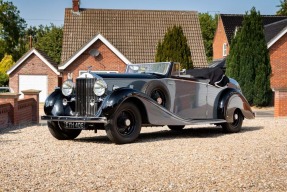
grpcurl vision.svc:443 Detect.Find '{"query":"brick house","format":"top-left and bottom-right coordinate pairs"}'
top-left (265, 19), bottom-right (287, 117)
top-left (213, 14), bottom-right (287, 117)
top-left (58, 34), bottom-right (130, 80)
top-left (60, 0), bottom-right (207, 77)
top-left (7, 48), bottom-right (60, 102)
top-left (213, 14), bottom-right (287, 60)
top-left (8, 0), bottom-right (207, 102)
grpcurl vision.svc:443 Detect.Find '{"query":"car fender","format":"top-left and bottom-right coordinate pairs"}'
top-left (100, 87), bottom-right (147, 118)
top-left (44, 88), bottom-right (75, 116)
top-left (217, 88), bottom-right (255, 122)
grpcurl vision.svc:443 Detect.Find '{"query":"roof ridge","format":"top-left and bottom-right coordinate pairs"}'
top-left (221, 13), bottom-right (287, 17)
top-left (264, 18), bottom-right (287, 27)
top-left (65, 7), bottom-right (198, 13)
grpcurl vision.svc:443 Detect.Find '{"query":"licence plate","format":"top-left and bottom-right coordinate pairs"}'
top-left (64, 122), bottom-right (85, 129)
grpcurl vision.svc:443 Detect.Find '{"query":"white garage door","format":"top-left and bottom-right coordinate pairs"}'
top-left (19, 75), bottom-right (48, 102)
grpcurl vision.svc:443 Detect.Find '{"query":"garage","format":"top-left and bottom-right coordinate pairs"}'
top-left (19, 75), bottom-right (48, 102)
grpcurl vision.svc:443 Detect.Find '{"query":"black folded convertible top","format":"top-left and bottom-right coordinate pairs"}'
top-left (186, 67), bottom-right (229, 87)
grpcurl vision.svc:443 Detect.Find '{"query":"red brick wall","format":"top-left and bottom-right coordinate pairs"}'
top-left (0, 92), bottom-right (40, 128)
top-left (269, 33), bottom-right (287, 117)
top-left (213, 17), bottom-right (230, 60)
top-left (274, 90), bottom-right (287, 117)
top-left (62, 40), bottom-right (127, 82)
top-left (269, 33), bottom-right (287, 90)
top-left (0, 103), bottom-right (12, 128)
top-left (9, 53), bottom-right (59, 95)
top-left (18, 99), bottom-right (33, 124)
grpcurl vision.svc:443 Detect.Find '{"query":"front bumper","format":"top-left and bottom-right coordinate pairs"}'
top-left (41, 115), bottom-right (107, 123)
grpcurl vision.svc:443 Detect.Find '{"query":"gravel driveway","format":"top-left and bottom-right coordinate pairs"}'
top-left (0, 117), bottom-right (287, 191)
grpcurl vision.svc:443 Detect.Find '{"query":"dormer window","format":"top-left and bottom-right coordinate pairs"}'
top-left (223, 43), bottom-right (228, 57)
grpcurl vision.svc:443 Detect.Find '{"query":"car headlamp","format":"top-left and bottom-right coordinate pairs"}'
top-left (93, 78), bottom-right (107, 96)
top-left (62, 80), bottom-right (74, 96)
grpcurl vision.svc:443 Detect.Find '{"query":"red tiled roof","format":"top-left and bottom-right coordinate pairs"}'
top-left (62, 8), bottom-right (207, 68)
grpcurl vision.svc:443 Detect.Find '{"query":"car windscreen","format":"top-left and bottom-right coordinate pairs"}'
top-left (126, 62), bottom-right (170, 75)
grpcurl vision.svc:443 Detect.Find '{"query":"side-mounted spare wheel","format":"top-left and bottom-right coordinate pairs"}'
top-left (221, 109), bottom-right (243, 133)
top-left (105, 102), bottom-right (142, 144)
top-left (47, 121), bottom-right (82, 140)
top-left (141, 80), bottom-right (171, 110)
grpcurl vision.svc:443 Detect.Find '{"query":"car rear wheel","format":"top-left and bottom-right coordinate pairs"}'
top-left (105, 102), bottom-right (142, 144)
top-left (168, 125), bottom-right (185, 131)
top-left (141, 80), bottom-right (171, 110)
top-left (221, 109), bottom-right (243, 133)
top-left (47, 121), bottom-right (82, 140)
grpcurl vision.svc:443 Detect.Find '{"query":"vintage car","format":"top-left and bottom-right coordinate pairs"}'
top-left (41, 62), bottom-right (255, 144)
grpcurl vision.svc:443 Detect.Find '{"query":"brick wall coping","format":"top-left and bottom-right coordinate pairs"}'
top-left (274, 88), bottom-right (287, 91)
top-left (0, 93), bottom-right (21, 99)
top-left (21, 89), bottom-right (41, 95)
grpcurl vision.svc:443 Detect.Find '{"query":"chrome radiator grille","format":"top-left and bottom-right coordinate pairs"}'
top-left (76, 78), bottom-right (98, 116)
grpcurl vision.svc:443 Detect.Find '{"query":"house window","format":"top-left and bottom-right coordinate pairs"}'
top-left (223, 43), bottom-right (228, 57)
top-left (79, 70), bottom-right (118, 76)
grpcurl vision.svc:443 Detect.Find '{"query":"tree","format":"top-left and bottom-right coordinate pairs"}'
top-left (226, 7), bottom-right (272, 106)
top-left (25, 24), bottom-right (63, 64)
top-left (199, 13), bottom-right (217, 62)
top-left (0, 0), bottom-right (26, 61)
top-left (276, 0), bottom-right (287, 15)
top-left (155, 25), bottom-right (193, 69)
top-left (0, 54), bottom-right (14, 86)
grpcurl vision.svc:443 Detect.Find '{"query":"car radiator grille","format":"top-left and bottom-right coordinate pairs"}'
top-left (76, 78), bottom-right (98, 116)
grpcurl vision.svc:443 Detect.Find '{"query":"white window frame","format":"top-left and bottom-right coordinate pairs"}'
top-left (223, 43), bottom-right (228, 57)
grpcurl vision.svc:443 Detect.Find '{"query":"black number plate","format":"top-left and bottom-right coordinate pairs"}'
top-left (64, 122), bottom-right (85, 129)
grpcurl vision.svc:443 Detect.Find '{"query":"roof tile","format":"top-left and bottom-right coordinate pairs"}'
top-left (62, 8), bottom-right (207, 68)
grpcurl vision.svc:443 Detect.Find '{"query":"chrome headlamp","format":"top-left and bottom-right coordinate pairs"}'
top-left (62, 80), bottom-right (75, 96)
top-left (93, 78), bottom-right (107, 96)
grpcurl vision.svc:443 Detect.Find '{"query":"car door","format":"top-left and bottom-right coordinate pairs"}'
top-left (167, 78), bottom-right (208, 119)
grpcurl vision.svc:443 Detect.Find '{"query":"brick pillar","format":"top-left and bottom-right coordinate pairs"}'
top-left (274, 89), bottom-right (287, 117)
top-left (22, 89), bottom-right (41, 124)
top-left (0, 93), bottom-right (20, 125)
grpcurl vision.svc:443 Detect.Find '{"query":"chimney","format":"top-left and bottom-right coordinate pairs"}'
top-left (72, 0), bottom-right (80, 12)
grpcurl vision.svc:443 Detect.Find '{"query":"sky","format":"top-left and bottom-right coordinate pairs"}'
top-left (10, 0), bottom-right (281, 27)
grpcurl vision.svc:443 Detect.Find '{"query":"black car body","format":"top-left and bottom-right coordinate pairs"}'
top-left (42, 62), bottom-right (254, 144)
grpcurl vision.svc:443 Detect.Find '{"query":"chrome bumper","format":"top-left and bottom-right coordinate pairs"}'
top-left (41, 116), bottom-right (107, 123)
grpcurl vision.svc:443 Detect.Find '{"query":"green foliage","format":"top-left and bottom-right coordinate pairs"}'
top-left (276, 0), bottom-right (287, 15)
top-left (155, 25), bottom-right (193, 69)
top-left (226, 7), bottom-right (272, 106)
top-left (0, 54), bottom-right (14, 86)
top-left (0, 0), bottom-right (26, 61)
top-left (199, 13), bottom-right (217, 63)
top-left (26, 24), bottom-right (63, 64)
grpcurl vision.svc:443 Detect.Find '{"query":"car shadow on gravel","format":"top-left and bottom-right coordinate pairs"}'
top-left (137, 126), bottom-right (263, 143)
top-left (75, 126), bottom-right (263, 144)
top-left (76, 135), bottom-right (111, 144)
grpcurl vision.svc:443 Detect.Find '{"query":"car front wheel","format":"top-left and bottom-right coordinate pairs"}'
top-left (221, 109), bottom-right (243, 133)
top-left (47, 121), bottom-right (82, 140)
top-left (105, 102), bottom-right (142, 144)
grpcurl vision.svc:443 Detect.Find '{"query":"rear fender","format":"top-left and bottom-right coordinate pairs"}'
top-left (218, 88), bottom-right (254, 122)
